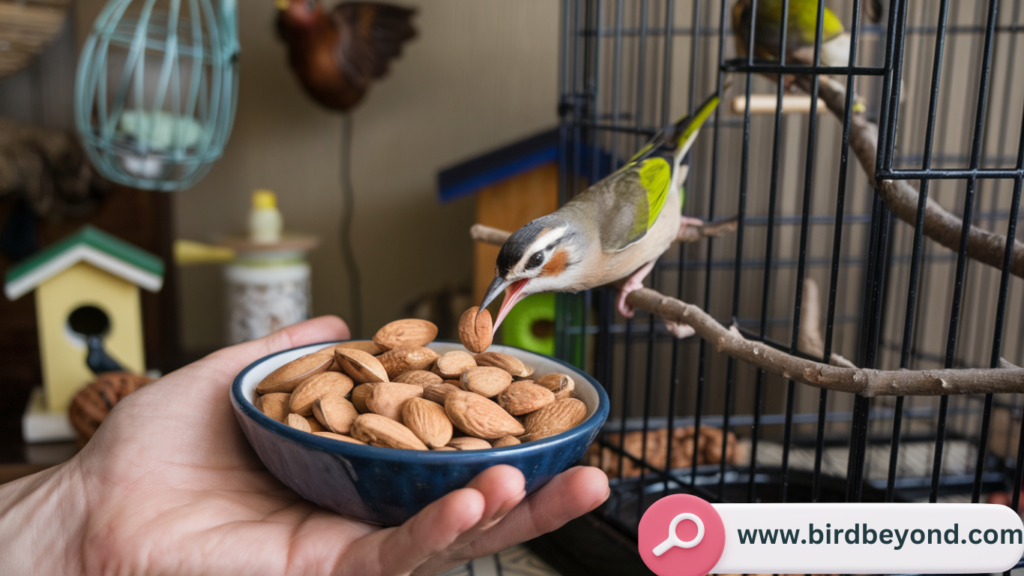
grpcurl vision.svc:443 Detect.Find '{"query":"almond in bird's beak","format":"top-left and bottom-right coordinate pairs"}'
top-left (479, 277), bottom-right (530, 335)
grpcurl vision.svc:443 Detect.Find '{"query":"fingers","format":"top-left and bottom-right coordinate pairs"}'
top-left (198, 316), bottom-right (351, 379)
top-left (341, 488), bottom-right (485, 576)
top-left (450, 466), bottom-right (609, 562)
top-left (448, 465), bottom-right (526, 548)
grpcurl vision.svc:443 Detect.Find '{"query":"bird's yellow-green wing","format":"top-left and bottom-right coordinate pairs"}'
top-left (639, 157), bottom-right (671, 231)
top-left (575, 156), bottom-right (671, 253)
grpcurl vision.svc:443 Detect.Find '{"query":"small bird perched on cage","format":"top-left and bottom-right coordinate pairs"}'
top-left (276, 0), bottom-right (416, 112)
top-left (732, 0), bottom-right (851, 86)
top-left (479, 91), bottom-right (722, 340)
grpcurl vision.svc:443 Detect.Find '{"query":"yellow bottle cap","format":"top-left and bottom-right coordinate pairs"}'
top-left (252, 189), bottom-right (277, 209)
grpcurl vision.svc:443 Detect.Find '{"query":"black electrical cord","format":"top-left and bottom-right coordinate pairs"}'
top-left (340, 114), bottom-right (363, 338)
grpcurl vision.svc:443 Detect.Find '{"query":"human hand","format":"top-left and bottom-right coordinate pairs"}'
top-left (0, 316), bottom-right (609, 575)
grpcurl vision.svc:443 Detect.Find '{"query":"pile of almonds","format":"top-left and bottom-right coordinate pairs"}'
top-left (252, 307), bottom-right (587, 451)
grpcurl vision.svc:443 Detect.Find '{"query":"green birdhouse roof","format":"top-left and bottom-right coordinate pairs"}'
top-left (4, 225), bottom-right (164, 300)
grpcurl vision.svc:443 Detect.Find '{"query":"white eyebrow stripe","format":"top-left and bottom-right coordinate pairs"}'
top-left (516, 227), bottom-right (566, 270)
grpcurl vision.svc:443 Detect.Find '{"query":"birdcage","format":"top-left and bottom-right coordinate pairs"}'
top-left (74, 0), bottom-right (239, 191)
top-left (539, 0), bottom-right (1024, 572)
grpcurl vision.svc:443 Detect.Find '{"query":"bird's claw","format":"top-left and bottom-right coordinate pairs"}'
top-left (680, 215), bottom-right (704, 228)
top-left (664, 320), bottom-right (696, 339)
top-left (616, 280), bottom-right (642, 318)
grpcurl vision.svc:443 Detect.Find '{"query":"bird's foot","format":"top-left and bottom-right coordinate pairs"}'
top-left (664, 320), bottom-right (696, 339)
top-left (616, 261), bottom-right (656, 318)
top-left (680, 215), bottom-right (704, 229)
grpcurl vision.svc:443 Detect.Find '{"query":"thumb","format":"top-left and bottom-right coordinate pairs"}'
top-left (340, 487), bottom-right (486, 576)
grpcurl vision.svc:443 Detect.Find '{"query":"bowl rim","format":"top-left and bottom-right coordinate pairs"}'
top-left (231, 340), bottom-right (611, 462)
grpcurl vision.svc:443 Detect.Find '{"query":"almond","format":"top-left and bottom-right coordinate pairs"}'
top-left (458, 307), bottom-right (493, 353)
top-left (445, 390), bottom-right (525, 439)
top-left (351, 383), bottom-right (375, 413)
top-left (377, 347), bottom-right (440, 379)
top-left (350, 413), bottom-right (428, 450)
top-left (314, 431), bottom-right (367, 445)
top-left (256, 351), bottom-right (334, 394)
top-left (422, 382), bottom-right (462, 405)
top-left (496, 381), bottom-right (556, 415)
top-left (289, 371), bottom-right (354, 416)
top-left (492, 435), bottom-right (521, 448)
top-left (334, 348), bottom-right (389, 383)
top-left (432, 446), bottom-right (457, 451)
top-left (334, 340), bottom-right (384, 356)
top-left (522, 398), bottom-right (587, 440)
top-left (394, 370), bottom-right (442, 387)
top-left (373, 319), bottom-right (438, 351)
top-left (447, 437), bottom-right (492, 451)
top-left (306, 416), bottom-right (326, 433)
top-left (435, 350), bottom-right (477, 379)
top-left (365, 381), bottom-right (423, 422)
top-left (460, 366), bottom-right (513, 398)
top-left (535, 373), bottom-right (575, 400)
top-left (401, 398), bottom-right (453, 448)
top-left (474, 352), bottom-right (528, 378)
top-left (286, 412), bottom-right (311, 433)
top-left (313, 393), bottom-right (359, 434)
top-left (258, 392), bottom-right (291, 422)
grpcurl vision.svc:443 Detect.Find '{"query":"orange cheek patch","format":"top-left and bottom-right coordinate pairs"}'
top-left (541, 249), bottom-right (568, 276)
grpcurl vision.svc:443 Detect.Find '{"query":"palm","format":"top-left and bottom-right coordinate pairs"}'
top-left (66, 317), bottom-right (609, 575)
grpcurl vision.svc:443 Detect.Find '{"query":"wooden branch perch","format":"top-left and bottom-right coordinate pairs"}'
top-left (471, 224), bottom-right (1024, 396)
top-left (625, 287), bottom-right (1024, 397)
top-left (804, 76), bottom-right (1024, 279)
top-left (470, 216), bottom-right (739, 247)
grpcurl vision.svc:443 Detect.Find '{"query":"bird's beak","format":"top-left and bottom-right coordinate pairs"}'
top-left (479, 277), bottom-right (530, 335)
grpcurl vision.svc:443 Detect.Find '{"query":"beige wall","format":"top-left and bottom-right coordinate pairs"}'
top-left (72, 1), bottom-right (560, 347)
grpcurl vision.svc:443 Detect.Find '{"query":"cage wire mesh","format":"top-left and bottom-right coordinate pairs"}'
top-left (554, 0), bottom-right (1024, 550)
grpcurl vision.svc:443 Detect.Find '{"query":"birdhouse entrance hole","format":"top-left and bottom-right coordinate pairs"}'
top-left (65, 305), bottom-right (111, 349)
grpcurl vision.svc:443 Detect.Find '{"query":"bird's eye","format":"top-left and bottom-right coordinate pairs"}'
top-left (525, 252), bottom-right (544, 270)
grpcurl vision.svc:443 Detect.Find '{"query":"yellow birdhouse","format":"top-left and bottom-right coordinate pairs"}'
top-left (4, 225), bottom-right (163, 441)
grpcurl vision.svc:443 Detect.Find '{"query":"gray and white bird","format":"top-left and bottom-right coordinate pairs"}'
top-left (479, 90), bottom-right (722, 339)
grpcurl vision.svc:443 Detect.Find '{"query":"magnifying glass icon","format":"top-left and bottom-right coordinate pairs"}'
top-left (652, 513), bottom-right (705, 556)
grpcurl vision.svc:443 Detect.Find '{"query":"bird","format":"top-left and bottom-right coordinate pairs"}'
top-left (732, 0), bottom-right (851, 86)
top-left (275, 0), bottom-right (416, 112)
top-left (479, 90), bottom-right (723, 340)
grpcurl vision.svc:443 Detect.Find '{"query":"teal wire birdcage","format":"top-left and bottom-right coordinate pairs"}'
top-left (75, 0), bottom-right (239, 191)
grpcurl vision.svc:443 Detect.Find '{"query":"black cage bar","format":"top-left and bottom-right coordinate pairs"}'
top-left (554, 0), bottom-right (1024, 568)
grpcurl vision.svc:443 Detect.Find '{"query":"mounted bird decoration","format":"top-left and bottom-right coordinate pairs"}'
top-left (276, 0), bottom-right (417, 112)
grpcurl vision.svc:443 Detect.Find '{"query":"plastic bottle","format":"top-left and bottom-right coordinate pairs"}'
top-left (249, 189), bottom-right (283, 244)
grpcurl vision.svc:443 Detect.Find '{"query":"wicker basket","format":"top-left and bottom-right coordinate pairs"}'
top-left (0, 1), bottom-right (70, 78)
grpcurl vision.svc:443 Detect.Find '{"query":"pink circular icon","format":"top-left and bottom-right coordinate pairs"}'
top-left (638, 494), bottom-right (725, 576)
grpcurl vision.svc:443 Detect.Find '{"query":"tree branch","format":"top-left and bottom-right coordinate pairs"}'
top-left (625, 287), bottom-right (1024, 397)
top-left (470, 226), bottom-right (1024, 396)
top-left (803, 76), bottom-right (1024, 279)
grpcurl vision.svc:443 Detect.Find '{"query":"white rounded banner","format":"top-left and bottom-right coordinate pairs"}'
top-left (709, 503), bottom-right (1024, 574)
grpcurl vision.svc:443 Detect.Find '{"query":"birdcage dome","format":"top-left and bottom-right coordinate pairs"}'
top-left (74, 0), bottom-right (238, 192)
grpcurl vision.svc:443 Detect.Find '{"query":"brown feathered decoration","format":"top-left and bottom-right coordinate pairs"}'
top-left (277, 0), bottom-right (416, 112)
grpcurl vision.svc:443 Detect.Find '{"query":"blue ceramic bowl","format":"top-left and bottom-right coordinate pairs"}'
top-left (231, 341), bottom-right (609, 526)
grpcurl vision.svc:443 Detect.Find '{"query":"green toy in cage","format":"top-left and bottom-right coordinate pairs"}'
top-left (74, 0), bottom-right (239, 191)
top-left (501, 293), bottom-right (556, 357)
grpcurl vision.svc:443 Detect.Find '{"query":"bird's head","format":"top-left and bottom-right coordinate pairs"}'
top-left (479, 216), bottom-right (583, 334)
top-left (275, 0), bottom-right (321, 26)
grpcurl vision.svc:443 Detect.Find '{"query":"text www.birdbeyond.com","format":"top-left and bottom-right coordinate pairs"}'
top-left (735, 523), bottom-right (1022, 549)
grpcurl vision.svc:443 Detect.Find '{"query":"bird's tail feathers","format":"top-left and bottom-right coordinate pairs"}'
top-left (671, 88), bottom-right (725, 167)
top-left (623, 84), bottom-right (728, 168)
